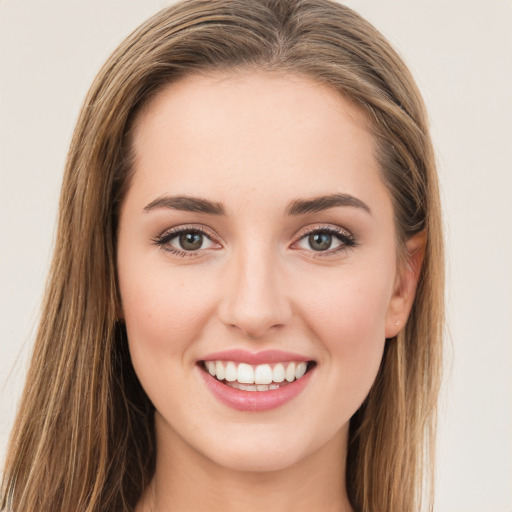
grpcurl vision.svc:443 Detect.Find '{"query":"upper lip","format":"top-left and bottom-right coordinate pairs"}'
top-left (201, 349), bottom-right (313, 365)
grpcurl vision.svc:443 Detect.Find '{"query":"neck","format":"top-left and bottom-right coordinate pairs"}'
top-left (138, 418), bottom-right (353, 512)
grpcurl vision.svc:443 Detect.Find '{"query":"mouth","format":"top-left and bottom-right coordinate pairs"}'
top-left (197, 349), bottom-right (317, 411)
top-left (199, 359), bottom-right (317, 392)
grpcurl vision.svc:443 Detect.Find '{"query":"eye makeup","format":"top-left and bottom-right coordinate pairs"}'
top-left (152, 225), bottom-right (221, 258)
top-left (291, 224), bottom-right (357, 257)
top-left (152, 222), bottom-right (357, 260)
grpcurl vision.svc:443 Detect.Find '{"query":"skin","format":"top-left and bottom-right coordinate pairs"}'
top-left (117, 71), bottom-right (423, 512)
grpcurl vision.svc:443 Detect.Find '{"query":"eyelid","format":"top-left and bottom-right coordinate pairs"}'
top-left (292, 223), bottom-right (353, 241)
top-left (155, 223), bottom-right (219, 241)
top-left (152, 223), bottom-right (355, 257)
top-left (152, 224), bottom-right (223, 256)
top-left (290, 223), bottom-right (356, 254)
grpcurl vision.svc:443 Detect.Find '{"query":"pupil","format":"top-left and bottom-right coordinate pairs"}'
top-left (309, 232), bottom-right (332, 251)
top-left (179, 231), bottom-right (203, 250)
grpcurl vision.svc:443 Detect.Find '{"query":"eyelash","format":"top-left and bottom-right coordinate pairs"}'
top-left (152, 224), bottom-right (356, 258)
top-left (292, 225), bottom-right (357, 257)
top-left (152, 225), bottom-right (219, 258)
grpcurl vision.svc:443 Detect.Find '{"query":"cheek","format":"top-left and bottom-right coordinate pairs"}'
top-left (117, 263), bottom-right (221, 412)
top-left (118, 261), bottom-right (216, 357)
top-left (302, 267), bottom-right (392, 344)
top-left (295, 263), bottom-right (393, 398)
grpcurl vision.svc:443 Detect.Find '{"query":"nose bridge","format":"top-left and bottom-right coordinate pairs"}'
top-left (219, 239), bottom-right (291, 338)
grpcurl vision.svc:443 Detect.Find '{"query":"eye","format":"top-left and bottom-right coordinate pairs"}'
top-left (306, 232), bottom-right (337, 251)
top-left (176, 231), bottom-right (208, 251)
top-left (293, 226), bottom-right (356, 254)
top-left (153, 227), bottom-right (220, 256)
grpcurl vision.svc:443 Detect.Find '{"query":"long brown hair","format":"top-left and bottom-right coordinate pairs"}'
top-left (1, 1), bottom-right (444, 510)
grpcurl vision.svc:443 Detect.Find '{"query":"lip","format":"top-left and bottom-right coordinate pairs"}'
top-left (201, 349), bottom-right (311, 365)
top-left (197, 357), bottom-right (315, 412)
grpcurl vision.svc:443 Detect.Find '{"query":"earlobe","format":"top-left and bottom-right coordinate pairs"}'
top-left (385, 231), bottom-right (426, 338)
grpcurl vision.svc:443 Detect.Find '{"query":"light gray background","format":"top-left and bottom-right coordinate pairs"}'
top-left (1, 1), bottom-right (511, 510)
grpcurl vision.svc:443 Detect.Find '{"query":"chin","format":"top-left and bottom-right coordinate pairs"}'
top-left (202, 441), bottom-right (308, 473)
top-left (195, 418), bottom-right (341, 474)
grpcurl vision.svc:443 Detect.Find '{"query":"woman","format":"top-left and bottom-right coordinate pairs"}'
top-left (1, 0), bottom-right (444, 511)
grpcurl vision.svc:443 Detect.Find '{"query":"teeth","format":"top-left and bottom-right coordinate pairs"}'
top-left (254, 364), bottom-right (272, 384)
top-left (285, 362), bottom-right (296, 382)
top-left (204, 360), bottom-right (311, 388)
top-left (225, 361), bottom-right (237, 382)
top-left (239, 384), bottom-right (256, 391)
top-left (295, 362), bottom-right (307, 379)
top-left (227, 383), bottom-right (277, 392)
top-left (206, 361), bottom-right (216, 376)
top-left (272, 363), bottom-right (285, 383)
top-left (215, 361), bottom-right (225, 381)
top-left (237, 363), bottom-right (254, 384)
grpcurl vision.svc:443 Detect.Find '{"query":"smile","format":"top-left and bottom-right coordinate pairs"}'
top-left (203, 360), bottom-right (311, 391)
top-left (198, 351), bottom-right (316, 411)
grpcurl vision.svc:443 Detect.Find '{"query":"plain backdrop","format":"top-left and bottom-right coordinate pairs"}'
top-left (1, 1), bottom-right (511, 510)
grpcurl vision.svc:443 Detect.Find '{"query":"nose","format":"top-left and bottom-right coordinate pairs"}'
top-left (218, 246), bottom-right (292, 339)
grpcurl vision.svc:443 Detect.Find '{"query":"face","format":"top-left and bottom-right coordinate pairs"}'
top-left (117, 72), bottom-right (413, 473)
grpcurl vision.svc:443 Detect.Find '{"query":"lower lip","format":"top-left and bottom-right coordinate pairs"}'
top-left (199, 365), bottom-right (314, 412)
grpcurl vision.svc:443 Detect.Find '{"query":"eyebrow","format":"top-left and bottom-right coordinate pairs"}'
top-left (143, 192), bottom-right (370, 217)
top-left (286, 193), bottom-right (371, 216)
top-left (143, 195), bottom-right (225, 215)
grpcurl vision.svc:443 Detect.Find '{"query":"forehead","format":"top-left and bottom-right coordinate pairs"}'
top-left (128, 71), bottom-right (388, 215)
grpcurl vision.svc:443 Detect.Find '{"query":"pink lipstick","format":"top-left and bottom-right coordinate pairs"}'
top-left (198, 350), bottom-right (315, 412)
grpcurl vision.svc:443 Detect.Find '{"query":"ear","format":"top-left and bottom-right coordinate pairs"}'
top-left (385, 231), bottom-right (426, 338)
